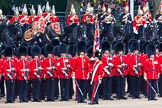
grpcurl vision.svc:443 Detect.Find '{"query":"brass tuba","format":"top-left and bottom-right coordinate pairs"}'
top-left (24, 29), bottom-right (33, 41)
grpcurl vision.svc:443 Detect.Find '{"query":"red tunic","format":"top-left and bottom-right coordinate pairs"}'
top-left (129, 54), bottom-right (143, 76)
top-left (132, 15), bottom-right (146, 31)
top-left (50, 16), bottom-right (59, 23)
top-left (91, 61), bottom-right (103, 82)
top-left (73, 56), bottom-right (90, 80)
top-left (29, 59), bottom-right (44, 79)
top-left (66, 15), bottom-right (79, 25)
top-left (144, 59), bottom-right (159, 80)
top-left (3, 59), bottom-right (17, 80)
top-left (113, 55), bottom-right (128, 76)
top-left (18, 15), bottom-right (29, 25)
top-left (102, 54), bottom-right (114, 77)
top-left (43, 57), bottom-right (58, 79)
top-left (16, 59), bottom-right (30, 80)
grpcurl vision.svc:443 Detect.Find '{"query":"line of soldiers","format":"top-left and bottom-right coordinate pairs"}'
top-left (0, 38), bottom-right (162, 104)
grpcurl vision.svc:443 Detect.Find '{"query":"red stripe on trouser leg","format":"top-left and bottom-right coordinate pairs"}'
top-left (91, 82), bottom-right (97, 102)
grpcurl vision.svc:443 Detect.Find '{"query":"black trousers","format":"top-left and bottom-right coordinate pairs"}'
top-left (27, 80), bottom-right (32, 100)
top-left (69, 78), bottom-right (74, 99)
top-left (102, 77), bottom-right (112, 99)
top-left (0, 76), bottom-right (5, 97)
top-left (46, 78), bottom-right (55, 101)
top-left (148, 79), bottom-right (157, 99)
top-left (91, 82), bottom-right (99, 103)
top-left (5, 79), bottom-right (15, 102)
top-left (86, 79), bottom-right (92, 99)
top-left (40, 79), bottom-right (46, 100)
top-left (60, 78), bottom-right (69, 100)
top-left (18, 80), bottom-right (29, 102)
top-left (127, 75), bottom-right (132, 94)
top-left (114, 76), bottom-right (126, 98)
top-left (54, 78), bottom-right (59, 99)
top-left (159, 74), bottom-right (162, 97)
top-left (31, 79), bottom-right (41, 101)
top-left (131, 76), bottom-right (141, 97)
top-left (76, 79), bottom-right (86, 102)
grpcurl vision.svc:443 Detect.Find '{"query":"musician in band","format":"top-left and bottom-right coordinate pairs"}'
top-left (7, 7), bottom-right (19, 24)
top-left (101, 7), bottom-right (115, 39)
top-left (65, 4), bottom-right (79, 35)
top-left (142, 2), bottom-right (152, 24)
top-left (16, 46), bottom-right (29, 103)
top-left (28, 5), bottom-right (36, 25)
top-left (113, 42), bottom-right (128, 100)
top-left (158, 43), bottom-right (162, 97)
top-left (156, 2), bottom-right (162, 36)
top-left (132, 5), bottom-right (146, 35)
top-left (3, 47), bottom-right (16, 103)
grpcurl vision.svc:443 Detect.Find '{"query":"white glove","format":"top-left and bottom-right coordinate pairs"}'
top-left (133, 27), bottom-right (138, 34)
top-left (144, 24), bottom-right (147, 28)
top-left (144, 77), bottom-right (147, 80)
top-left (108, 63), bottom-right (113, 67)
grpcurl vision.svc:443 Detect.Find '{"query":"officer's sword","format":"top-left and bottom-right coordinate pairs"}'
top-left (146, 79), bottom-right (157, 94)
top-left (72, 77), bottom-right (83, 96)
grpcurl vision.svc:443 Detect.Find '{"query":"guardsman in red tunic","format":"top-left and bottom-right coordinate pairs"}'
top-left (30, 45), bottom-right (42, 102)
top-left (158, 43), bottom-right (162, 97)
top-left (132, 5), bottom-right (146, 35)
top-left (88, 51), bottom-right (103, 105)
top-left (16, 46), bottom-right (29, 103)
top-left (113, 42), bottom-right (128, 100)
top-left (57, 43), bottom-right (70, 101)
top-left (73, 41), bottom-right (89, 103)
top-left (67, 44), bottom-right (75, 99)
top-left (7, 7), bottom-right (19, 24)
top-left (0, 51), bottom-right (4, 98)
top-left (43, 44), bottom-right (57, 101)
top-left (144, 44), bottom-right (159, 101)
top-left (18, 4), bottom-right (29, 25)
top-left (3, 47), bottom-right (17, 103)
top-left (101, 40), bottom-right (114, 100)
top-left (129, 41), bottom-right (143, 99)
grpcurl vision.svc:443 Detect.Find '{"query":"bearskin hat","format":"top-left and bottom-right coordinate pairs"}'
top-left (142, 41), bottom-right (149, 53)
top-left (68, 44), bottom-right (75, 57)
top-left (18, 46), bottom-right (28, 57)
top-left (86, 40), bottom-right (94, 49)
top-left (115, 41), bottom-right (124, 52)
top-left (146, 44), bottom-right (156, 57)
top-left (20, 42), bottom-right (29, 47)
top-left (7, 43), bottom-right (17, 56)
top-left (112, 41), bottom-right (117, 50)
top-left (46, 44), bottom-right (54, 54)
top-left (59, 43), bottom-right (67, 54)
top-left (87, 46), bottom-right (93, 58)
top-left (130, 41), bottom-right (139, 52)
top-left (128, 39), bottom-right (136, 52)
top-left (51, 39), bottom-right (60, 47)
top-left (31, 45), bottom-right (41, 56)
top-left (54, 46), bottom-right (60, 56)
top-left (101, 40), bottom-right (110, 53)
top-left (5, 47), bottom-right (13, 57)
top-left (41, 45), bottom-right (47, 56)
top-left (28, 46), bottom-right (32, 56)
top-left (159, 43), bottom-right (162, 52)
top-left (77, 41), bottom-right (86, 54)
top-left (95, 51), bottom-right (102, 60)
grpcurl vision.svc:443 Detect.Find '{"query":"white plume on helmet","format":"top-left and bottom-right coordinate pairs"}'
top-left (70, 4), bottom-right (76, 15)
top-left (22, 4), bottom-right (28, 14)
top-left (52, 5), bottom-right (55, 15)
top-left (0, 9), bottom-right (2, 15)
top-left (30, 5), bottom-right (36, 15)
top-left (15, 7), bottom-right (19, 15)
top-left (37, 5), bottom-right (42, 15)
top-left (45, 1), bottom-right (50, 12)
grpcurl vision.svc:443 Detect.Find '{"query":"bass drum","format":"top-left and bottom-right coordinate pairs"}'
top-left (24, 29), bottom-right (33, 41)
